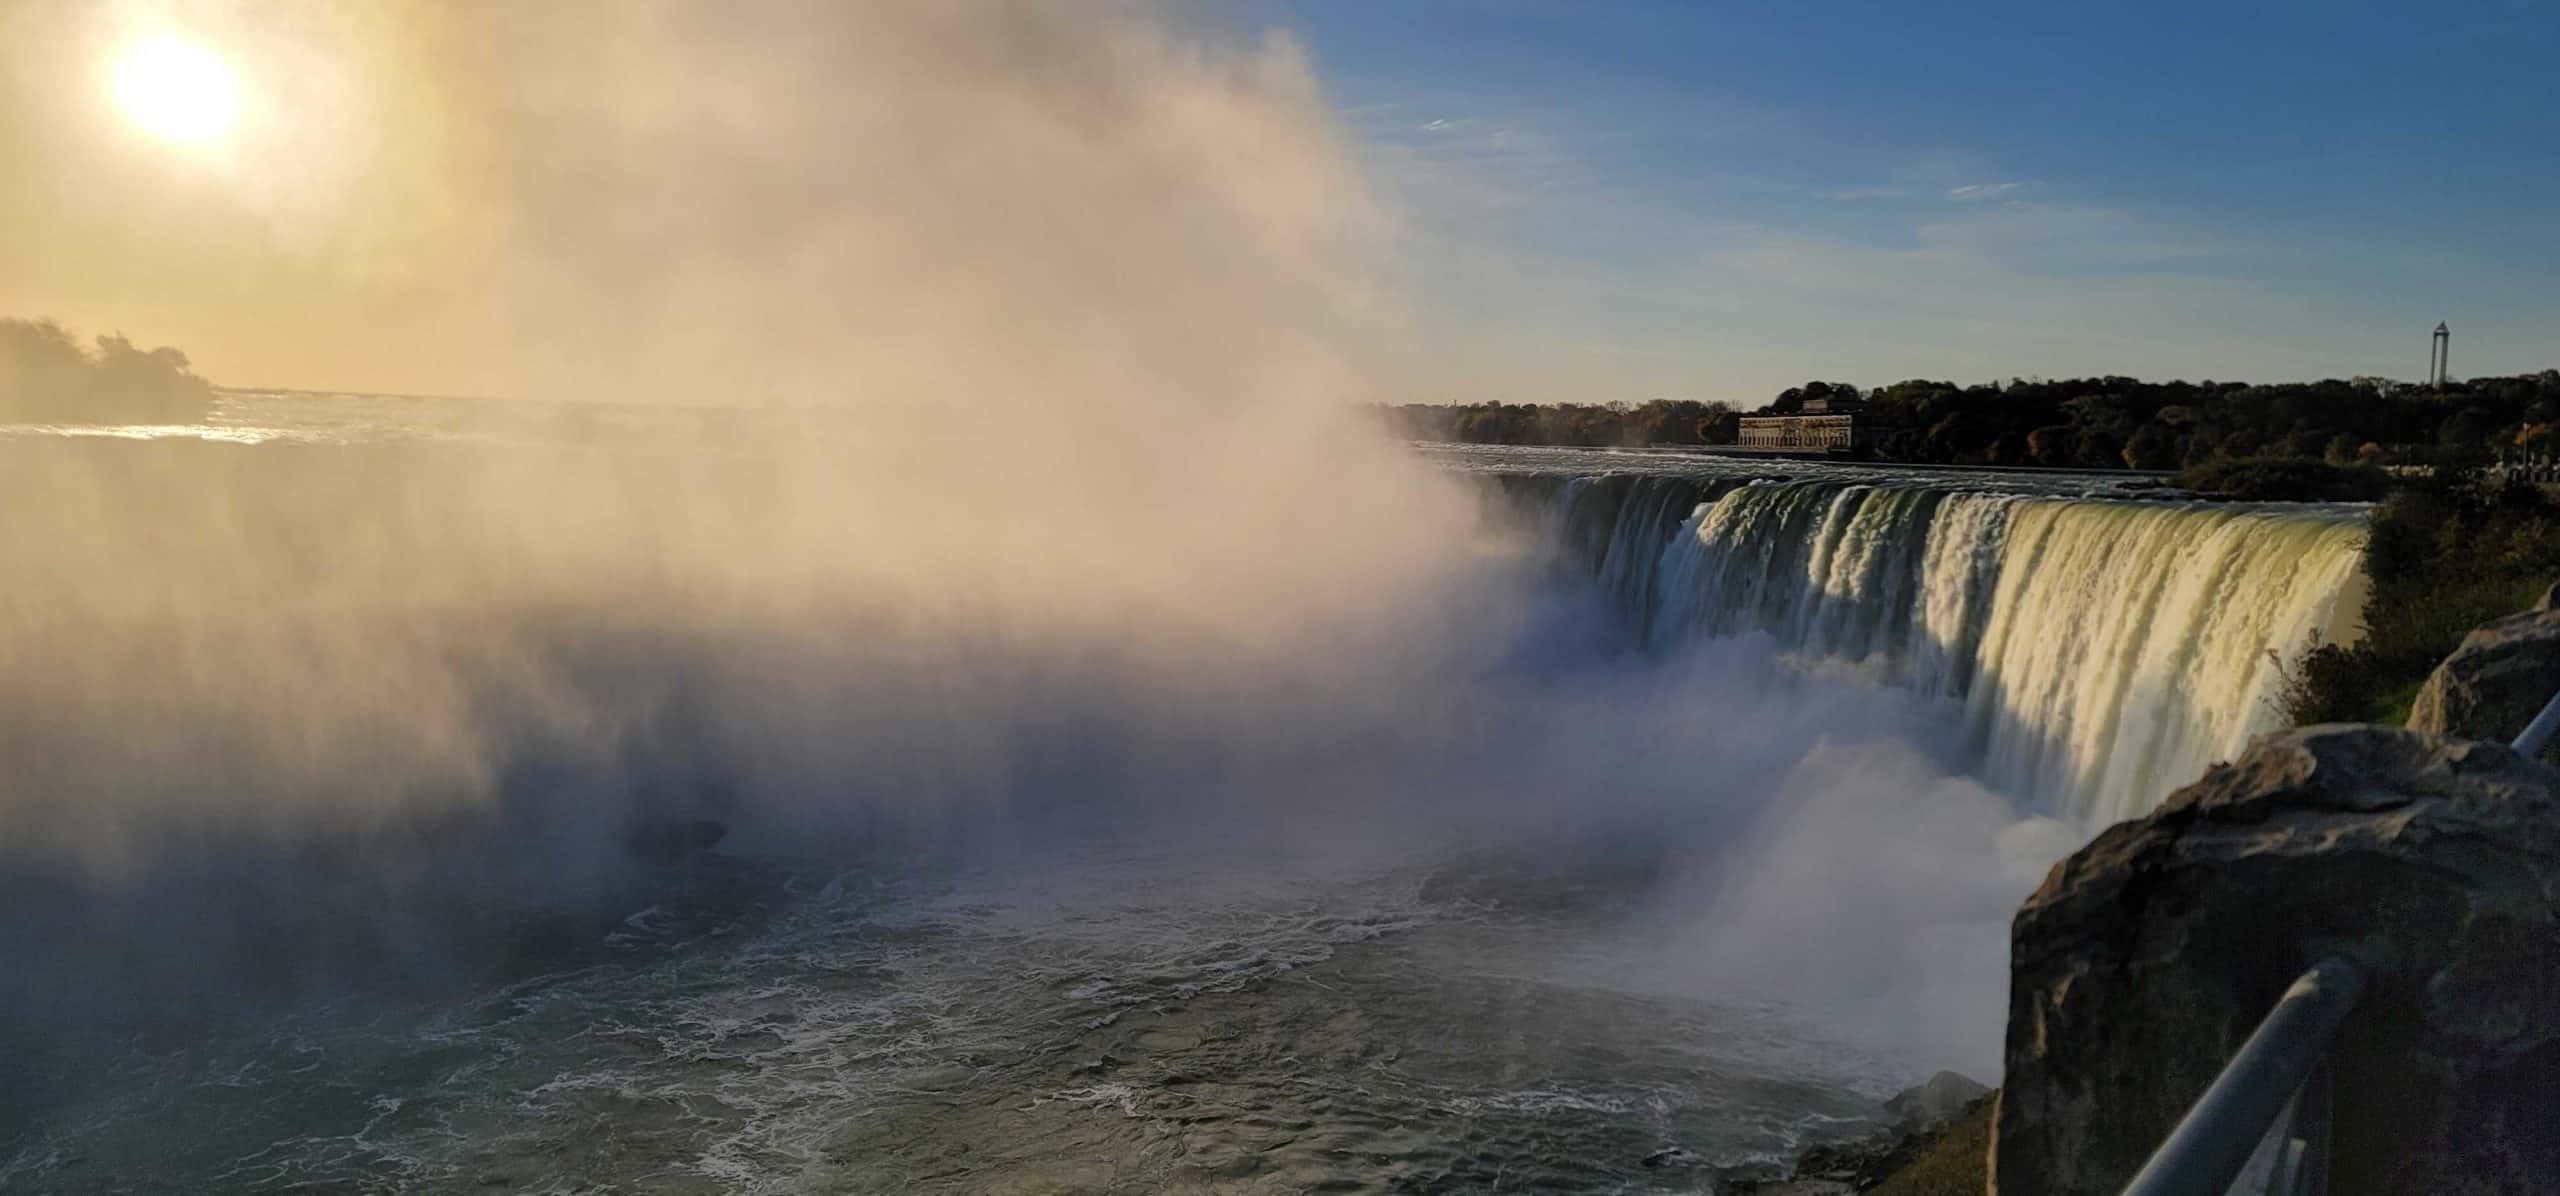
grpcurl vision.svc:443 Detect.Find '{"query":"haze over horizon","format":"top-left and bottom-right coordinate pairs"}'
top-left (6, 0), bottom-right (2556, 401)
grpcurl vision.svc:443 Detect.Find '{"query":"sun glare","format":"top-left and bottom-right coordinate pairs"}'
top-left (111, 38), bottom-right (241, 146)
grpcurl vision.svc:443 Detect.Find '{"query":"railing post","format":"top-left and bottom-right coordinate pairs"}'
top-left (2510, 686), bottom-right (2560, 758)
top-left (2119, 958), bottom-right (2365, 1196)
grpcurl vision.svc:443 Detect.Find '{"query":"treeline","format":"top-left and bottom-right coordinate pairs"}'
top-left (1384, 398), bottom-right (1742, 449)
top-left (1, 317), bottom-right (216, 424)
top-left (1385, 373), bottom-right (2560, 469)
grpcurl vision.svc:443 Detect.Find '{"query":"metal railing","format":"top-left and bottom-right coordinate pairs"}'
top-left (2120, 957), bottom-right (2366, 1196)
top-left (2114, 686), bottom-right (2560, 1194)
top-left (2511, 686), bottom-right (2560, 758)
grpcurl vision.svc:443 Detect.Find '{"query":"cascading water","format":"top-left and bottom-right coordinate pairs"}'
top-left (1543, 474), bottom-right (2369, 823)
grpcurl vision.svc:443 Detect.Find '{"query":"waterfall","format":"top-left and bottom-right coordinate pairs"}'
top-left (1544, 475), bottom-right (2369, 823)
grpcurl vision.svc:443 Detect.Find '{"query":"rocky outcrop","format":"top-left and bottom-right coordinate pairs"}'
top-left (1731, 1079), bottom-right (1995, 1196)
top-left (1886, 1070), bottom-right (1990, 1134)
top-left (2407, 605), bottom-right (2560, 759)
top-left (1993, 725), bottom-right (2560, 1196)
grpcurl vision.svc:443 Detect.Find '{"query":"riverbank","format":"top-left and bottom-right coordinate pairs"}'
top-left (1733, 1081), bottom-right (1994, 1195)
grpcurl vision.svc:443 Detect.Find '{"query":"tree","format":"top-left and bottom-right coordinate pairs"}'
top-left (2026, 425), bottom-right (2078, 467)
top-left (2278, 426), bottom-right (2327, 458)
top-left (1694, 402), bottom-right (1741, 445)
top-left (2077, 429), bottom-right (2125, 469)
top-left (1767, 380), bottom-right (1857, 415)
top-left (0, 319), bottom-right (93, 417)
top-left (1388, 368), bottom-right (2560, 466)
top-left (2122, 423), bottom-right (2179, 470)
top-left (1626, 399), bottom-right (1715, 445)
top-left (0, 317), bottom-right (214, 423)
top-left (2439, 406), bottom-right (2498, 448)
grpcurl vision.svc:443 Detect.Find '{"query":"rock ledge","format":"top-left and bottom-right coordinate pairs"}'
top-left (1994, 724), bottom-right (2560, 1195)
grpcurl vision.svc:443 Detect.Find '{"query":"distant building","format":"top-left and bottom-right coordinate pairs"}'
top-left (1735, 395), bottom-right (1873, 453)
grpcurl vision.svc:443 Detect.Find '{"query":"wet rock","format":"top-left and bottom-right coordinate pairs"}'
top-left (1732, 1089), bottom-right (1997, 1195)
top-left (2407, 607), bottom-right (2560, 760)
top-left (1994, 725), bottom-right (2560, 1196)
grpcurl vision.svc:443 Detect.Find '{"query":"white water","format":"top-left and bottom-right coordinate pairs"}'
top-left (0, 417), bottom-right (2372, 1189)
top-left (1543, 474), bottom-right (2369, 823)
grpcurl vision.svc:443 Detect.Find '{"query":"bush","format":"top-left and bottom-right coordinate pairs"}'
top-left (2174, 456), bottom-right (2390, 502)
top-left (2277, 475), bottom-right (2560, 724)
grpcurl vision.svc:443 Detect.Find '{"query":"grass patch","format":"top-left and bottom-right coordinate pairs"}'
top-left (1868, 1097), bottom-right (1993, 1196)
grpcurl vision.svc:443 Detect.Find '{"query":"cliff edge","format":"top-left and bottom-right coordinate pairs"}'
top-left (2407, 587), bottom-right (2560, 760)
top-left (1992, 725), bottom-right (2560, 1195)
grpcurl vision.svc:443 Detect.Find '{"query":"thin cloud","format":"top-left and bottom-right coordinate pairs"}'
top-left (1948, 181), bottom-right (2026, 200)
top-left (1817, 184), bottom-right (1912, 201)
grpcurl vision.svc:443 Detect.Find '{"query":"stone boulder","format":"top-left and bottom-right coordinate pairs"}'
top-left (1993, 725), bottom-right (2560, 1196)
top-left (2407, 606), bottom-right (2560, 760)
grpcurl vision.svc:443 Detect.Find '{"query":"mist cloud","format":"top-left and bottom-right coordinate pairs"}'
top-left (0, 1), bottom-right (2059, 1092)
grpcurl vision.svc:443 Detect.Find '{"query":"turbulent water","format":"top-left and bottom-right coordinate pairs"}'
top-left (1, 400), bottom-right (2370, 1194)
top-left (9, 833), bottom-right (1915, 1194)
top-left (1489, 466), bottom-right (2369, 824)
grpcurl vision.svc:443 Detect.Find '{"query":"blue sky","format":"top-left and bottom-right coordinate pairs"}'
top-left (1240, 0), bottom-right (2560, 401)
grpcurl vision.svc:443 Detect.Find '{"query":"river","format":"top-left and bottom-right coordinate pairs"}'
top-left (1, 399), bottom-right (2367, 1193)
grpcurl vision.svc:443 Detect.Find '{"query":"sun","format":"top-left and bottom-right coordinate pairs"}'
top-left (111, 38), bottom-right (241, 146)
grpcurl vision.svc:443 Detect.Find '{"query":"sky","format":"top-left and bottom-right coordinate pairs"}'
top-left (5, 0), bottom-right (2556, 403)
top-left (1246, 0), bottom-right (2560, 400)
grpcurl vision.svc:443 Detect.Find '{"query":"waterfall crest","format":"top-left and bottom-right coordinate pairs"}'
top-left (1541, 475), bottom-right (2369, 822)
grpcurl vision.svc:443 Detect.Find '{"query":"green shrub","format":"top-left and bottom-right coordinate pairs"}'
top-left (2173, 456), bottom-right (2390, 502)
top-left (2278, 475), bottom-right (2560, 725)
